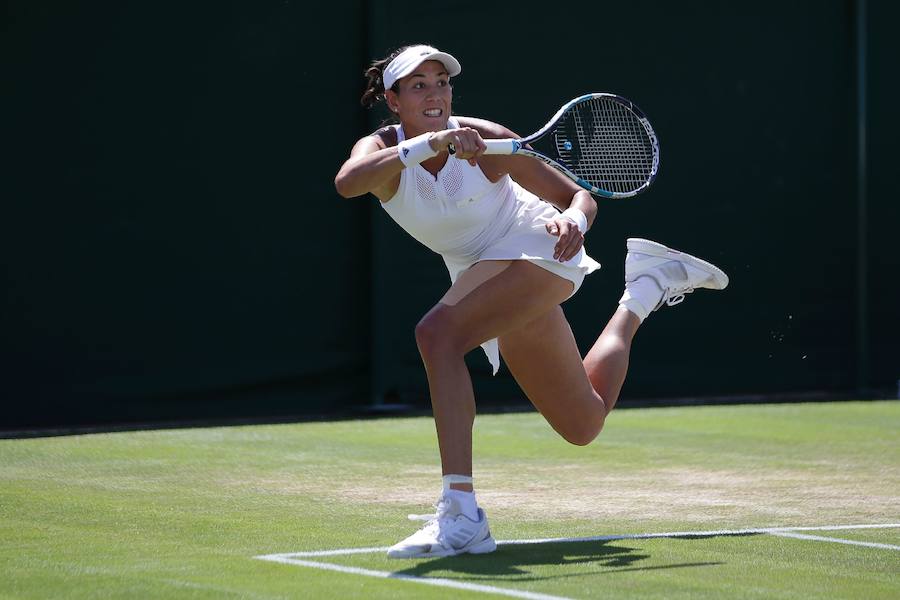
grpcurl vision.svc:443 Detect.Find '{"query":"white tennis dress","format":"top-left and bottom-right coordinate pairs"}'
top-left (381, 118), bottom-right (601, 374)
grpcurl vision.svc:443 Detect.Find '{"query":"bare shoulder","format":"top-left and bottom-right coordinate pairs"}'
top-left (349, 125), bottom-right (397, 157)
top-left (454, 116), bottom-right (520, 140)
top-left (364, 126), bottom-right (397, 148)
top-left (371, 125), bottom-right (398, 148)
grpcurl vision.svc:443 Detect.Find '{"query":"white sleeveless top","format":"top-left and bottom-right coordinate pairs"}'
top-left (381, 118), bottom-right (601, 374)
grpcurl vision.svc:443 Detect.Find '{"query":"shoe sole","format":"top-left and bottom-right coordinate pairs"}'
top-left (626, 238), bottom-right (729, 290)
top-left (467, 537), bottom-right (498, 555)
top-left (386, 536), bottom-right (497, 559)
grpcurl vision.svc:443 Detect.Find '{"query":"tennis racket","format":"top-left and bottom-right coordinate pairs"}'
top-left (451, 93), bottom-right (660, 199)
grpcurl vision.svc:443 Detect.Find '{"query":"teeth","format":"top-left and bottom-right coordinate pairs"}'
top-left (424, 109), bottom-right (442, 117)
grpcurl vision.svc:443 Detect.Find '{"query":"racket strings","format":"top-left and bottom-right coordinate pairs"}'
top-left (556, 98), bottom-right (656, 194)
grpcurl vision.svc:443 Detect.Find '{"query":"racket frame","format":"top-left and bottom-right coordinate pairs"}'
top-left (482, 93), bottom-right (660, 198)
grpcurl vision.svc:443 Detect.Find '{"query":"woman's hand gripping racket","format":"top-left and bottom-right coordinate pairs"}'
top-left (451, 93), bottom-right (660, 199)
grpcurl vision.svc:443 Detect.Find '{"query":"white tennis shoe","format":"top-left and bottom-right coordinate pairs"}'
top-left (386, 495), bottom-right (497, 559)
top-left (625, 238), bottom-right (729, 311)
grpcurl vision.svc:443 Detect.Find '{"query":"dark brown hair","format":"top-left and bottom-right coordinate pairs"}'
top-left (359, 46), bottom-right (411, 110)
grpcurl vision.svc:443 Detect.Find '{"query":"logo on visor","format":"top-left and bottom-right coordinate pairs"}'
top-left (403, 148), bottom-right (410, 157)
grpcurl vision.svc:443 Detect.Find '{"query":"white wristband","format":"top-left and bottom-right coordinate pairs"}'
top-left (397, 133), bottom-right (438, 167)
top-left (561, 207), bottom-right (588, 233)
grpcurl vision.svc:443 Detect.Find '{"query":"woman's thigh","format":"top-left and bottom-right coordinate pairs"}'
top-left (498, 307), bottom-right (605, 444)
top-left (440, 260), bottom-right (514, 306)
top-left (422, 260), bottom-right (573, 354)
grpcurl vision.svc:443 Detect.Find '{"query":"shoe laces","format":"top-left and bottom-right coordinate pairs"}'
top-left (666, 292), bottom-right (688, 306)
top-left (407, 497), bottom-right (456, 538)
top-left (656, 287), bottom-right (692, 310)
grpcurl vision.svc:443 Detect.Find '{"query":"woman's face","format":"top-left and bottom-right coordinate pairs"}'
top-left (387, 60), bottom-right (453, 133)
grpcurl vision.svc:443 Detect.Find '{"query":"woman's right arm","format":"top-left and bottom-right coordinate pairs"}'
top-left (335, 127), bottom-right (484, 200)
top-left (334, 133), bottom-right (404, 201)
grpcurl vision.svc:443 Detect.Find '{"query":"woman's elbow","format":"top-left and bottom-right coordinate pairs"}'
top-left (334, 175), bottom-right (349, 198)
top-left (334, 173), bottom-right (358, 199)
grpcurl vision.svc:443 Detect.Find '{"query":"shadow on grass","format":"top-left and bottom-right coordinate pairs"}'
top-left (392, 539), bottom-right (726, 580)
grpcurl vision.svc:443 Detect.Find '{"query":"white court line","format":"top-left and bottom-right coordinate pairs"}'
top-left (254, 523), bottom-right (900, 600)
top-left (288, 546), bottom-right (389, 557)
top-left (273, 523), bottom-right (900, 558)
top-left (498, 522), bottom-right (900, 548)
top-left (769, 530), bottom-right (900, 551)
top-left (258, 554), bottom-right (571, 600)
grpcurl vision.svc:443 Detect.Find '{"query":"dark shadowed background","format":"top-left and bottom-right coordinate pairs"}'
top-left (3, 1), bottom-right (898, 429)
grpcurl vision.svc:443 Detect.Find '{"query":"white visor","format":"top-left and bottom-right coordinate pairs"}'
top-left (383, 45), bottom-right (462, 90)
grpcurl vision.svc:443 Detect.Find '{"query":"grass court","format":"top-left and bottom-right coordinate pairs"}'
top-left (2, 401), bottom-right (898, 599)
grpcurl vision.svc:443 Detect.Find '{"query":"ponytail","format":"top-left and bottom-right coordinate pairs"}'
top-left (359, 46), bottom-right (413, 117)
top-left (360, 64), bottom-right (390, 109)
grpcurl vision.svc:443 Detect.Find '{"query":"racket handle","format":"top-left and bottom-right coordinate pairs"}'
top-left (448, 139), bottom-right (520, 156)
top-left (482, 139), bottom-right (519, 155)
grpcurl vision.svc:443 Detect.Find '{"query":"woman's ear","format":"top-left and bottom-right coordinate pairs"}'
top-left (385, 89), bottom-right (399, 113)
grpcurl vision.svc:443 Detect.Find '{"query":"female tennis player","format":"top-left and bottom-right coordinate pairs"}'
top-left (334, 44), bottom-right (728, 559)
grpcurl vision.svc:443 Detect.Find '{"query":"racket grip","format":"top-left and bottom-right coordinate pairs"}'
top-left (482, 139), bottom-right (519, 155)
top-left (448, 139), bottom-right (519, 155)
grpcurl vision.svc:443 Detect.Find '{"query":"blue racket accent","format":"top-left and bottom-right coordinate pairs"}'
top-left (572, 177), bottom-right (612, 198)
top-left (481, 92), bottom-right (660, 198)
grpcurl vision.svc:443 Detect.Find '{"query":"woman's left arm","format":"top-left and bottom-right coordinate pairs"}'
top-left (504, 154), bottom-right (597, 262)
top-left (505, 154), bottom-right (596, 222)
top-left (461, 116), bottom-right (598, 262)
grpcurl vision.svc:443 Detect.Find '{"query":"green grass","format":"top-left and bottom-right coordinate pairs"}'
top-left (1, 401), bottom-right (898, 599)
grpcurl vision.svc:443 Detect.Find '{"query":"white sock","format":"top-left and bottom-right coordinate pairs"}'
top-left (444, 489), bottom-right (479, 521)
top-left (618, 276), bottom-right (663, 322)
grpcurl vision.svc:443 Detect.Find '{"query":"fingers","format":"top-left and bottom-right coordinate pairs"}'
top-left (549, 218), bottom-right (585, 262)
top-left (444, 128), bottom-right (485, 161)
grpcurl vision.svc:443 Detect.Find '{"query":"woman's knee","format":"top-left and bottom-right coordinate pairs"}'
top-left (560, 417), bottom-right (604, 446)
top-left (415, 306), bottom-right (463, 361)
top-left (555, 401), bottom-right (606, 446)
